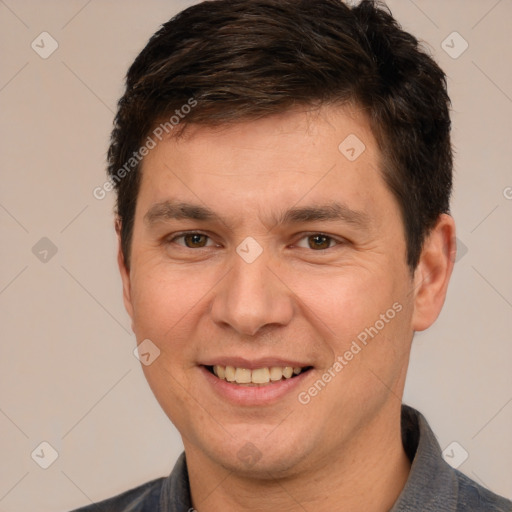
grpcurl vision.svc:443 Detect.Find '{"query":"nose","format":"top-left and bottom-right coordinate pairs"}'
top-left (210, 251), bottom-right (294, 336)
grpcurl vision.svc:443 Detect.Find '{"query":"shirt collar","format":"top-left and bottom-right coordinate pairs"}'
top-left (160, 451), bottom-right (192, 512)
top-left (390, 405), bottom-right (458, 512)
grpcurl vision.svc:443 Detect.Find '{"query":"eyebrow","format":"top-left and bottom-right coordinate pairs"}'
top-left (144, 200), bottom-right (370, 230)
top-left (144, 201), bottom-right (219, 225)
top-left (279, 203), bottom-right (370, 228)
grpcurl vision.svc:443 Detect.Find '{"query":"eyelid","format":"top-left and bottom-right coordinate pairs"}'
top-left (292, 232), bottom-right (345, 249)
top-left (165, 231), bottom-right (346, 250)
top-left (166, 231), bottom-right (218, 247)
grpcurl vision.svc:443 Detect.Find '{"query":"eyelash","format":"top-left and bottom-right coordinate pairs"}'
top-left (167, 231), bottom-right (344, 251)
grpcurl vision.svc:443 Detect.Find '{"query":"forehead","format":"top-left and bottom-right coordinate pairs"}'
top-left (136, 105), bottom-right (394, 224)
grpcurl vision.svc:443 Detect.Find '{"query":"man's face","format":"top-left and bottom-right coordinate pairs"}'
top-left (121, 106), bottom-right (417, 477)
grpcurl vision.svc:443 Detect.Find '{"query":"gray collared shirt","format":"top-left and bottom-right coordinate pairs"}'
top-left (71, 405), bottom-right (512, 511)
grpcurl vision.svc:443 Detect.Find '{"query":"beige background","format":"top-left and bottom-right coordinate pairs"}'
top-left (0, 0), bottom-right (511, 510)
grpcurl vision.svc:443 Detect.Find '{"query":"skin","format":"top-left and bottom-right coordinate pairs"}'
top-left (118, 104), bottom-right (456, 512)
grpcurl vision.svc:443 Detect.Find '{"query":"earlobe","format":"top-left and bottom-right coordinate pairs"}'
top-left (116, 218), bottom-right (134, 320)
top-left (411, 214), bottom-right (456, 332)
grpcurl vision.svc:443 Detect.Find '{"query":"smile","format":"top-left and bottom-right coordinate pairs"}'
top-left (206, 365), bottom-right (312, 386)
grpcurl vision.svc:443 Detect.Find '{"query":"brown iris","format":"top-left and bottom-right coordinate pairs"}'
top-left (183, 234), bottom-right (208, 248)
top-left (308, 234), bottom-right (332, 250)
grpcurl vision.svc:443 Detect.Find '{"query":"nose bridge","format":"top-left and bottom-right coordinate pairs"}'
top-left (210, 247), bottom-right (294, 336)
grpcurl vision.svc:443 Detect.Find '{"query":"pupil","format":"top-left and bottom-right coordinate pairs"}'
top-left (186, 234), bottom-right (206, 247)
top-left (310, 235), bottom-right (329, 250)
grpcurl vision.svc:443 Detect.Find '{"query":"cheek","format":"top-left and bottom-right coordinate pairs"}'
top-left (287, 267), bottom-right (394, 337)
top-left (131, 263), bottom-right (215, 329)
top-left (128, 265), bottom-right (215, 426)
top-left (129, 263), bottom-right (214, 344)
top-left (287, 262), bottom-right (413, 389)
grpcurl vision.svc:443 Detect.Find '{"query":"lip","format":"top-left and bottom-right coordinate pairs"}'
top-left (200, 357), bottom-right (309, 370)
top-left (199, 365), bottom-right (313, 406)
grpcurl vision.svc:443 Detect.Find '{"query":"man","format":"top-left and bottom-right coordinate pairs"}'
top-left (77, 0), bottom-right (512, 510)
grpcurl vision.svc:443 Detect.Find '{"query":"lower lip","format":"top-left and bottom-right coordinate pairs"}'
top-left (200, 366), bottom-right (312, 406)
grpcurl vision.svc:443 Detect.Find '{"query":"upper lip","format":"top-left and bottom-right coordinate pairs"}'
top-left (200, 357), bottom-right (311, 370)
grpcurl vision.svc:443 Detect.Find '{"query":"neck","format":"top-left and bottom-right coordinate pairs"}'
top-left (185, 404), bottom-right (411, 512)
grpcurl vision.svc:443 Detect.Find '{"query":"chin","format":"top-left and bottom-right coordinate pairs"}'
top-left (200, 426), bottom-right (316, 480)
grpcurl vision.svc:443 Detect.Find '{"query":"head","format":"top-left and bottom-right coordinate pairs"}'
top-left (110, 0), bottom-right (456, 478)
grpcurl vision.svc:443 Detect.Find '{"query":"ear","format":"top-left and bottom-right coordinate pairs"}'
top-left (116, 218), bottom-right (134, 320)
top-left (411, 214), bottom-right (456, 332)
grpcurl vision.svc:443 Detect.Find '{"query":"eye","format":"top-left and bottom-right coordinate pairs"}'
top-left (295, 233), bottom-right (339, 250)
top-left (171, 232), bottom-right (214, 248)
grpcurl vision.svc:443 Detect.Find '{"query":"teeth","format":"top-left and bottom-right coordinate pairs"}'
top-left (282, 366), bottom-right (293, 378)
top-left (225, 365), bottom-right (236, 382)
top-left (251, 367), bottom-right (270, 384)
top-left (216, 365), bottom-right (226, 379)
top-left (269, 366), bottom-right (283, 381)
top-left (212, 365), bottom-right (306, 385)
top-left (234, 368), bottom-right (252, 383)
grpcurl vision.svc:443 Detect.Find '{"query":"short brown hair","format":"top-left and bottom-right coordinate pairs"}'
top-left (107, 0), bottom-right (452, 270)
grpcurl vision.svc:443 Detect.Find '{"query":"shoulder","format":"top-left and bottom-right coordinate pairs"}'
top-left (69, 477), bottom-right (165, 512)
top-left (455, 470), bottom-right (512, 512)
top-left (397, 406), bottom-right (511, 512)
